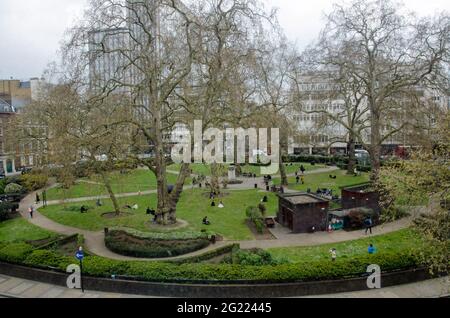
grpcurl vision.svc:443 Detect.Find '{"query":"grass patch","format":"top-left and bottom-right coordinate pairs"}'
top-left (46, 169), bottom-right (187, 201)
top-left (274, 169), bottom-right (370, 194)
top-left (268, 228), bottom-right (422, 263)
top-left (39, 189), bottom-right (279, 240)
top-left (0, 218), bottom-right (58, 243)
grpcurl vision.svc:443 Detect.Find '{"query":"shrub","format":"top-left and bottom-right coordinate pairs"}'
top-left (246, 206), bottom-right (265, 234)
top-left (0, 243), bottom-right (34, 264)
top-left (0, 202), bottom-right (19, 222)
top-left (24, 250), bottom-right (71, 271)
top-left (226, 248), bottom-right (284, 266)
top-left (104, 229), bottom-right (211, 258)
top-left (0, 245), bottom-right (422, 283)
top-left (4, 183), bottom-right (24, 195)
top-left (258, 203), bottom-right (267, 217)
top-left (21, 173), bottom-right (49, 192)
top-left (0, 179), bottom-right (7, 195)
top-left (109, 227), bottom-right (213, 241)
top-left (381, 206), bottom-right (410, 222)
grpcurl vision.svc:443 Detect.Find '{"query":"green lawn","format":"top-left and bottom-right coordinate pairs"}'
top-left (268, 229), bottom-right (423, 263)
top-left (274, 169), bottom-right (370, 194)
top-left (0, 218), bottom-right (58, 243)
top-left (39, 189), bottom-right (279, 241)
top-left (46, 169), bottom-right (186, 201)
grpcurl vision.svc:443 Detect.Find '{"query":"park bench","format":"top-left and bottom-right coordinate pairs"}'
top-left (265, 218), bottom-right (276, 228)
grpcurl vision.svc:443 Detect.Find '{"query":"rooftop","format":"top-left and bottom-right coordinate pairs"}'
top-left (280, 193), bottom-right (327, 205)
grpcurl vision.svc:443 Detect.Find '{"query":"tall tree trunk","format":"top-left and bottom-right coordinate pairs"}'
top-left (154, 110), bottom-right (169, 225)
top-left (167, 163), bottom-right (191, 222)
top-left (370, 103), bottom-right (382, 182)
top-left (100, 171), bottom-right (121, 216)
top-left (210, 162), bottom-right (221, 195)
top-left (347, 134), bottom-right (356, 175)
top-left (279, 142), bottom-right (289, 186)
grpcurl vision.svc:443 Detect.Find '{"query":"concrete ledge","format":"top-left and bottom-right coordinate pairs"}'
top-left (0, 262), bottom-right (433, 298)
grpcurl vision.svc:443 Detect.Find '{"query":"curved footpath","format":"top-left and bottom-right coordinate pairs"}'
top-left (16, 164), bottom-right (421, 262)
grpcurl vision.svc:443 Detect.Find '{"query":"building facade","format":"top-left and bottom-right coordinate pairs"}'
top-left (289, 74), bottom-right (449, 157)
top-left (0, 79), bottom-right (44, 176)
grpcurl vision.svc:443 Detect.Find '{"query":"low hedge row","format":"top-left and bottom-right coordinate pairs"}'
top-left (284, 155), bottom-right (347, 165)
top-left (105, 229), bottom-right (211, 258)
top-left (105, 236), bottom-right (210, 258)
top-left (108, 227), bottom-right (214, 241)
top-left (0, 242), bottom-right (423, 283)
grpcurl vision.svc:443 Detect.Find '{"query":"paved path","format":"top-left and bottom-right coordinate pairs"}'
top-left (303, 276), bottom-right (450, 298)
top-left (0, 274), bottom-right (152, 298)
top-left (0, 273), bottom-right (447, 298)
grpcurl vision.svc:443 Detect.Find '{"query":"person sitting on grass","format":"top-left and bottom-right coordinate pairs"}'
top-left (329, 248), bottom-right (337, 262)
top-left (368, 244), bottom-right (376, 254)
top-left (218, 201), bottom-right (225, 208)
top-left (203, 217), bottom-right (211, 225)
top-left (211, 201), bottom-right (216, 207)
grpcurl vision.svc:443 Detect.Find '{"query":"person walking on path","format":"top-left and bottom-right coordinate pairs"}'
top-left (300, 165), bottom-right (306, 175)
top-left (42, 190), bottom-right (47, 207)
top-left (330, 248), bottom-right (337, 262)
top-left (35, 193), bottom-right (40, 204)
top-left (28, 205), bottom-right (34, 219)
top-left (364, 217), bottom-right (373, 235)
top-left (296, 175), bottom-right (300, 184)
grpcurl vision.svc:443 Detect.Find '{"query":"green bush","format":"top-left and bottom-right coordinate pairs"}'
top-left (109, 227), bottom-right (213, 241)
top-left (0, 243), bottom-right (34, 264)
top-left (0, 179), bottom-right (7, 195)
top-left (0, 202), bottom-right (19, 222)
top-left (0, 243), bottom-right (422, 283)
top-left (21, 174), bottom-right (49, 192)
top-left (24, 250), bottom-right (71, 271)
top-left (105, 229), bottom-right (211, 258)
top-left (246, 206), bottom-right (265, 234)
top-left (4, 183), bottom-right (24, 195)
top-left (225, 248), bottom-right (284, 266)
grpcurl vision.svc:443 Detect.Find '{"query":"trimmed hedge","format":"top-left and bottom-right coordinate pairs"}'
top-left (285, 155), bottom-right (347, 165)
top-left (0, 242), bottom-right (422, 283)
top-left (105, 229), bottom-right (211, 258)
top-left (0, 243), bottom-right (34, 264)
top-left (109, 227), bottom-right (214, 240)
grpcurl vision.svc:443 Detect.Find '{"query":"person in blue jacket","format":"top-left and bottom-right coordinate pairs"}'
top-left (368, 244), bottom-right (376, 254)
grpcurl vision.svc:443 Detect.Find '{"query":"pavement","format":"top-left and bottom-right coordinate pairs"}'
top-left (0, 273), bottom-right (447, 298)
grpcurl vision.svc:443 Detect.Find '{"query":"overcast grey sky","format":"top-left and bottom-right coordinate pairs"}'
top-left (0, 0), bottom-right (448, 79)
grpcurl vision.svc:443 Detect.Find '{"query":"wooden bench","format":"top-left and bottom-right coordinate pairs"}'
top-left (265, 218), bottom-right (276, 228)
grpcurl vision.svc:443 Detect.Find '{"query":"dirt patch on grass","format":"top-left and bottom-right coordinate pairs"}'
top-left (101, 212), bottom-right (133, 219)
top-left (246, 220), bottom-right (276, 241)
top-left (144, 218), bottom-right (189, 230)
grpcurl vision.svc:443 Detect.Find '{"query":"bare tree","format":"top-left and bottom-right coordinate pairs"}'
top-left (306, 0), bottom-right (449, 180)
